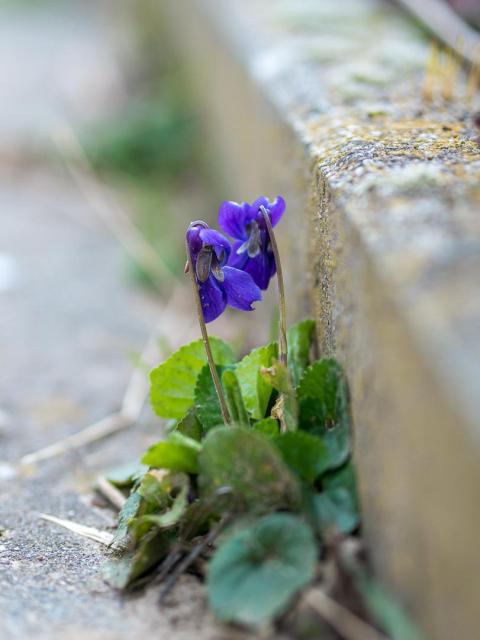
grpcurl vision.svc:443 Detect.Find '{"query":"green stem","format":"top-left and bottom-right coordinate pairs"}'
top-left (260, 205), bottom-right (288, 367)
top-left (185, 238), bottom-right (231, 426)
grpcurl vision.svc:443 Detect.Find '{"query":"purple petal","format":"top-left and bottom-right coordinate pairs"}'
top-left (251, 195), bottom-right (286, 228)
top-left (199, 275), bottom-right (227, 323)
top-left (199, 227), bottom-right (231, 262)
top-left (242, 250), bottom-right (272, 290)
top-left (267, 196), bottom-right (286, 227)
top-left (186, 225), bottom-right (203, 258)
top-left (218, 201), bottom-right (251, 240)
top-left (227, 240), bottom-right (249, 270)
top-left (222, 266), bottom-right (262, 312)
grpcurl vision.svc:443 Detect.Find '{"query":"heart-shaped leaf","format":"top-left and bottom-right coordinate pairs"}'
top-left (207, 513), bottom-right (317, 628)
top-left (198, 426), bottom-right (299, 513)
top-left (150, 337), bottom-right (235, 419)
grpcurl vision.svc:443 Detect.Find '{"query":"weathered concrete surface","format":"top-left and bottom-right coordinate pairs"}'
top-left (0, 165), bottom-right (247, 639)
top-left (153, 1), bottom-right (480, 638)
top-left (0, 3), bottom-right (245, 639)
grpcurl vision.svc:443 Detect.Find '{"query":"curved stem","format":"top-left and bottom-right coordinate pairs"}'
top-left (185, 238), bottom-right (231, 425)
top-left (260, 205), bottom-right (288, 367)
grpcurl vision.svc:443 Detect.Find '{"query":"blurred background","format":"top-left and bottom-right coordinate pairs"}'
top-left (0, 0), bottom-right (276, 460)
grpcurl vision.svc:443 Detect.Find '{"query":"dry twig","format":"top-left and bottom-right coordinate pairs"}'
top-left (305, 589), bottom-right (388, 640)
top-left (38, 513), bottom-right (114, 546)
top-left (96, 476), bottom-right (127, 510)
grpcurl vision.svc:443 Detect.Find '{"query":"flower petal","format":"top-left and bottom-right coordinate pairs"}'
top-left (198, 227), bottom-right (231, 261)
top-left (218, 201), bottom-right (251, 240)
top-left (251, 195), bottom-right (286, 228)
top-left (199, 275), bottom-right (227, 323)
top-left (222, 266), bottom-right (262, 312)
top-left (186, 225), bottom-right (203, 258)
top-left (227, 240), bottom-right (249, 270)
top-left (243, 249), bottom-right (272, 290)
top-left (267, 195), bottom-right (286, 227)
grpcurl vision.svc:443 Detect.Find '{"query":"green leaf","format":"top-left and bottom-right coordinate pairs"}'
top-left (142, 432), bottom-right (201, 474)
top-left (175, 407), bottom-right (203, 441)
top-left (137, 472), bottom-right (170, 507)
top-left (251, 417), bottom-right (279, 437)
top-left (207, 513), bottom-right (317, 628)
top-left (110, 490), bottom-right (142, 551)
top-left (135, 477), bottom-right (188, 531)
top-left (150, 337), bottom-right (235, 419)
top-left (261, 360), bottom-right (298, 432)
top-left (356, 575), bottom-right (423, 640)
top-left (194, 364), bottom-right (226, 431)
top-left (105, 462), bottom-right (148, 489)
top-left (236, 343), bottom-right (278, 419)
top-left (304, 461), bottom-right (359, 535)
top-left (131, 471), bottom-right (190, 540)
top-left (198, 426), bottom-right (299, 513)
top-left (298, 359), bottom-right (350, 469)
top-left (103, 529), bottom-right (171, 590)
top-left (323, 460), bottom-right (358, 497)
top-left (310, 488), bottom-right (359, 535)
top-left (222, 369), bottom-right (249, 425)
top-left (287, 319), bottom-right (316, 387)
top-left (272, 431), bottom-right (331, 484)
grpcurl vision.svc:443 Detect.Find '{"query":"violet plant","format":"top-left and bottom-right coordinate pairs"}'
top-left (103, 196), bottom-right (421, 640)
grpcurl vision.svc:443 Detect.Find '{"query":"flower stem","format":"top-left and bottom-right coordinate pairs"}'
top-left (260, 205), bottom-right (288, 367)
top-left (185, 238), bottom-right (231, 425)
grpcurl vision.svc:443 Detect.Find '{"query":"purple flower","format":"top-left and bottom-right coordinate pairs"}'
top-left (218, 196), bottom-right (285, 290)
top-left (186, 222), bottom-right (262, 323)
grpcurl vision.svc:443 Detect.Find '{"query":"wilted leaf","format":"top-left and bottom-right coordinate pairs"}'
top-left (150, 337), bottom-right (235, 419)
top-left (131, 471), bottom-right (189, 540)
top-left (207, 513), bottom-right (317, 628)
top-left (260, 360), bottom-right (290, 394)
top-left (198, 426), bottom-right (299, 513)
top-left (104, 529), bottom-right (171, 590)
top-left (287, 319), bottom-right (316, 387)
top-left (272, 431), bottom-right (331, 484)
top-left (298, 359), bottom-right (350, 469)
top-left (236, 343), bottom-right (278, 419)
top-left (142, 432), bottom-right (201, 474)
top-left (135, 477), bottom-right (188, 531)
top-left (222, 369), bottom-right (249, 425)
top-left (110, 491), bottom-right (142, 551)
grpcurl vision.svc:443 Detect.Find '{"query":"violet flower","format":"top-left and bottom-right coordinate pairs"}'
top-left (186, 222), bottom-right (262, 323)
top-left (218, 196), bottom-right (285, 290)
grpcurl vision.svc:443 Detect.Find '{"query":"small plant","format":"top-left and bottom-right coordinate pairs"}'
top-left (104, 196), bottom-right (421, 638)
